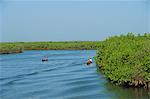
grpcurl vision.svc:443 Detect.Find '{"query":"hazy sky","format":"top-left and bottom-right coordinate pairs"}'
top-left (0, 0), bottom-right (149, 42)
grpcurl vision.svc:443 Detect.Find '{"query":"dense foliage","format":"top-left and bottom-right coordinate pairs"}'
top-left (0, 43), bottom-right (23, 54)
top-left (0, 41), bottom-right (101, 54)
top-left (22, 41), bottom-right (101, 50)
top-left (95, 33), bottom-right (150, 89)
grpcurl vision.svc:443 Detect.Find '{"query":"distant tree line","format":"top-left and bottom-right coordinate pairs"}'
top-left (0, 41), bottom-right (101, 54)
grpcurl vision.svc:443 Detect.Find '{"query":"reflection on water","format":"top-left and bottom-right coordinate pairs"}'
top-left (96, 67), bottom-right (150, 99)
top-left (104, 82), bottom-right (150, 99)
top-left (0, 50), bottom-right (149, 99)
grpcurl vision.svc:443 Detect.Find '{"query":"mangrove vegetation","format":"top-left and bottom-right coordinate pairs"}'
top-left (0, 43), bottom-right (23, 54)
top-left (95, 33), bottom-right (150, 89)
top-left (1, 33), bottom-right (150, 90)
top-left (0, 41), bottom-right (101, 54)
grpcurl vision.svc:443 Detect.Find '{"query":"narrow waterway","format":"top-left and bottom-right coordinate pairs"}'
top-left (0, 50), bottom-right (149, 99)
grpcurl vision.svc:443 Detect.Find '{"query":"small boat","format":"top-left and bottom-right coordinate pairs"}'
top-left (42, 58), bottom-right (48, 61)
top-left (87, 61), bottom-right (92, 65)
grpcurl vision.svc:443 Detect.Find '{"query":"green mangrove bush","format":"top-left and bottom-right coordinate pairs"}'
top-left (0, 43), bottom-right (23, 54)
top-left (95, 33), bottom-right (150, 89)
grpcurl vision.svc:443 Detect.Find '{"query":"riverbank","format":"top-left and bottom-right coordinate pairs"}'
top-left (0, 41), bottom-right (101, 54)
top-left (0, 50), bottom-right (23, 54)
top-left (1, 33), bottom-right (150, 90)
top-left (95, 33), bottom-right (150, 89)
top-left (0, 43), bottom-right (23, 54)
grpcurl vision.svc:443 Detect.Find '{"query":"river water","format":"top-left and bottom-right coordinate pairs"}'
top-left (0, 50), bottom-right (149, 99)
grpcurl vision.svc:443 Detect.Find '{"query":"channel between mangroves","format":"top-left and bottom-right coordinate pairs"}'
top-left (0, 33), bottom-right (150, 89)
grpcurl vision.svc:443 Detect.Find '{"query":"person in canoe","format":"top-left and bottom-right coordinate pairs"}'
top-left (87, 58), bottom-right (93, 65)
top-left (42, 56), bottom-right (48, 61)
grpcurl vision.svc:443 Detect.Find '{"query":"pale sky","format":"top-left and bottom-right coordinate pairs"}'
top-left (0, 0), bottom-right (149, 42)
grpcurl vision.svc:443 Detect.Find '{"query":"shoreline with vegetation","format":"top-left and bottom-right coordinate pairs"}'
top-left (1, 33), bottom-right (150, 90)
top-left (0, 41), bottom-right (101, 54)
top-left (95, 33), bottom-right (150, 89)
top-left (0, 43), bottom-right (23, 54)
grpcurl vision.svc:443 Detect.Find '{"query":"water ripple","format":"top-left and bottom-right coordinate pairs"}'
top-left (1, 50), bottom-right (148, 99)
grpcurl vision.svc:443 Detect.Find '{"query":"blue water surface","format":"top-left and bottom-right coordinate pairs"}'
top-left (0, 50), bottom-right (149, 99)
